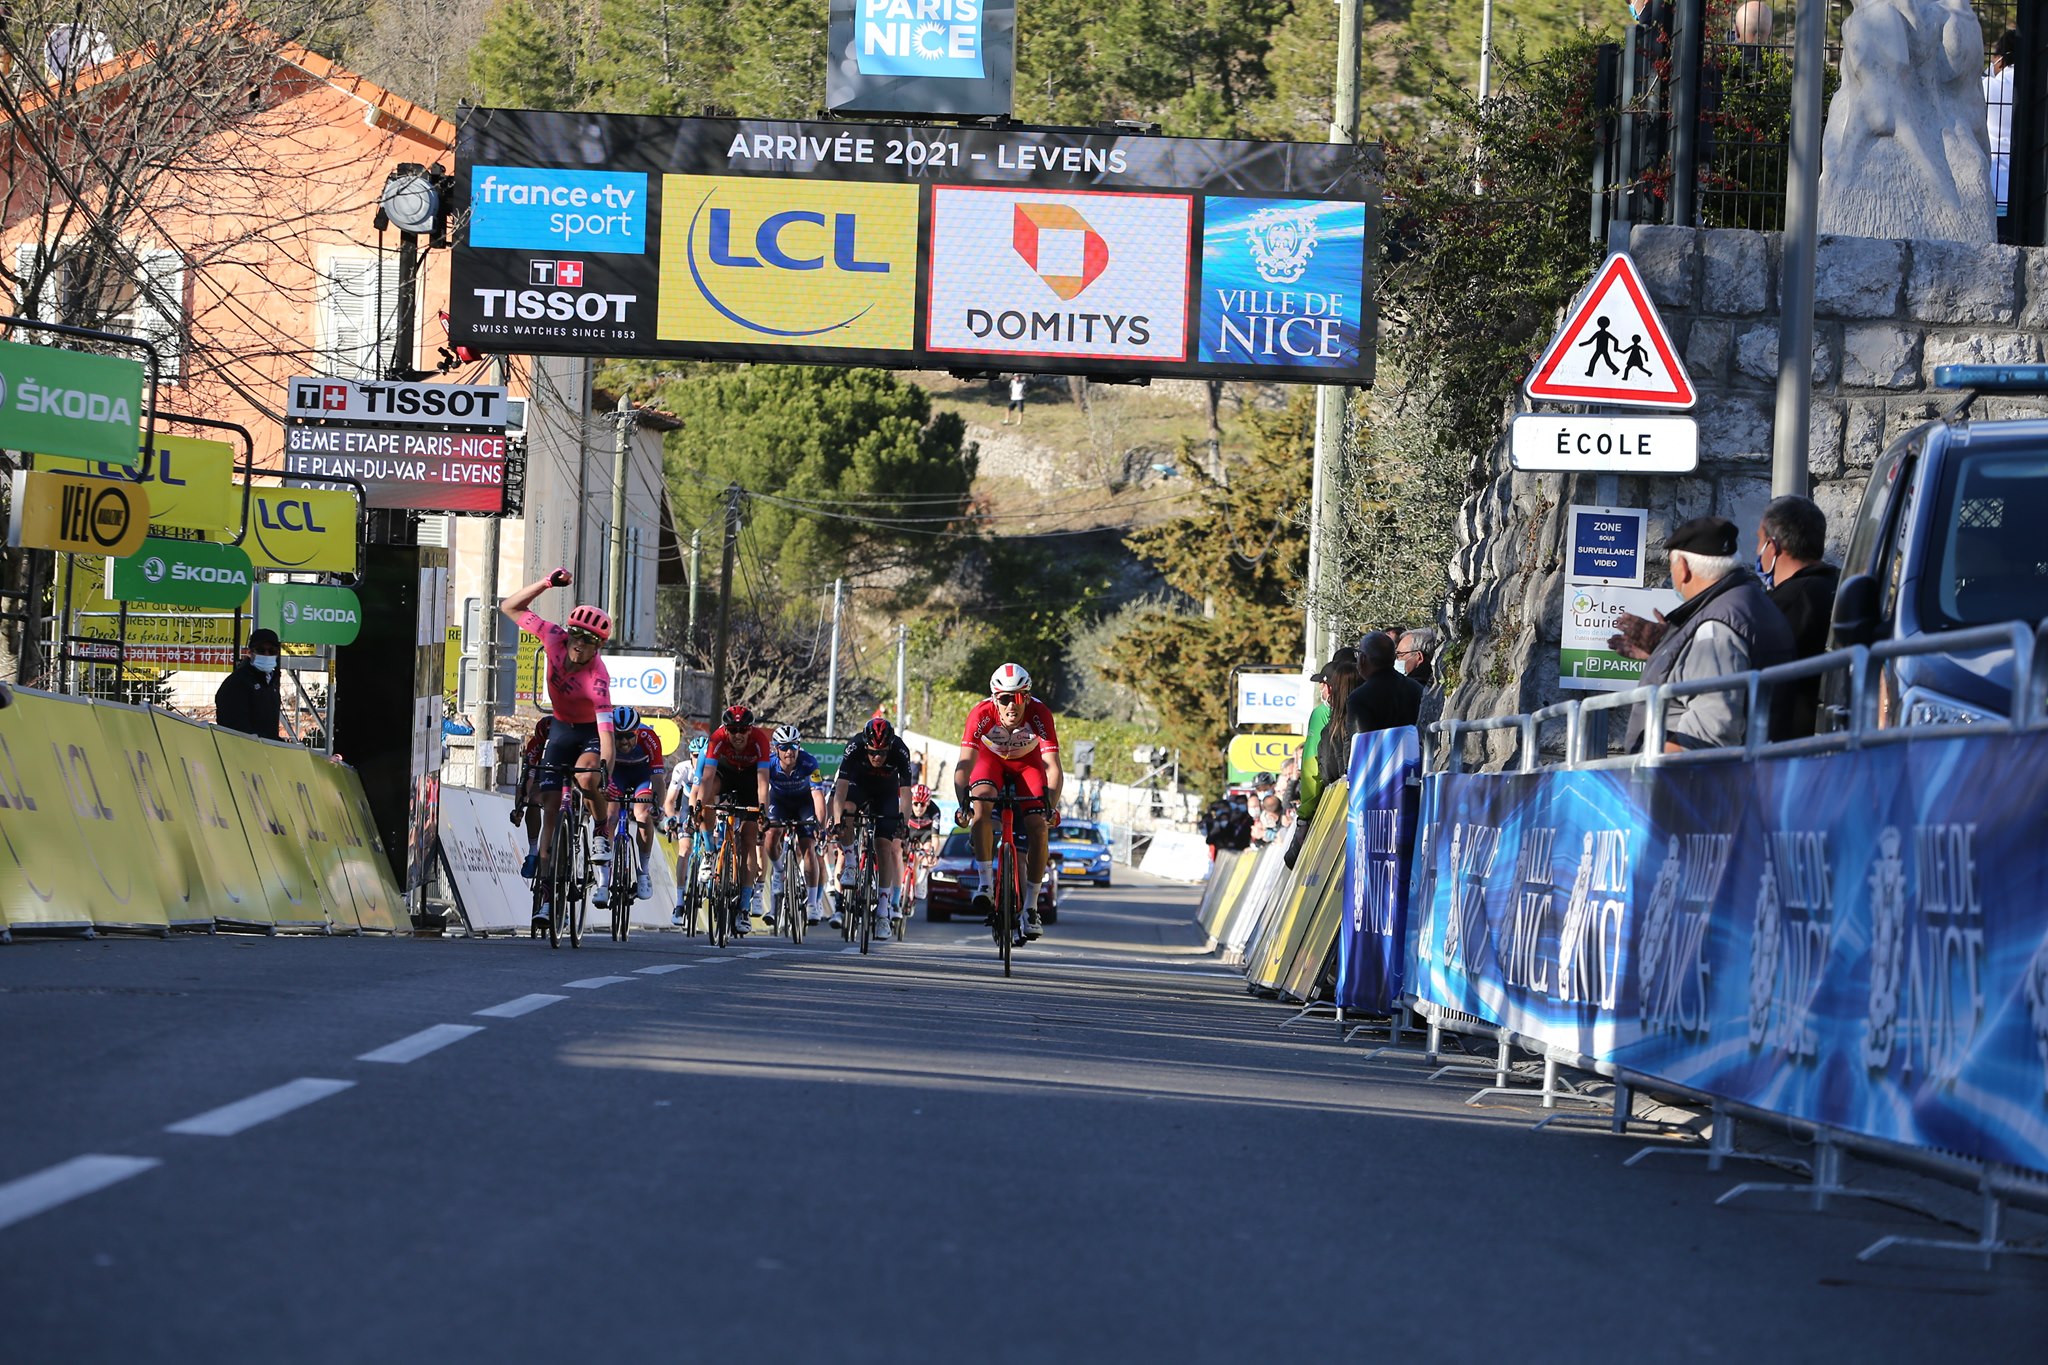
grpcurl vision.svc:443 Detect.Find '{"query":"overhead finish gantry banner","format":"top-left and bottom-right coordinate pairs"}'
top-left (449, 108), bottom-right (1377, 385)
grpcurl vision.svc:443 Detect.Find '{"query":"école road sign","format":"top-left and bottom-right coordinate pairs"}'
top-left (1525, 253), bottom-right (1696, 410)
top-left (1510, 413), bottom-right (1699, 473)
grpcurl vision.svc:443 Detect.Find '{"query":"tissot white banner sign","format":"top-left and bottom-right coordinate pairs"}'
top-left (925, 187), bottom-right (1192, 362)
top-left (1234, 671), bottom-right (1311, 727)
top-left (285, 376), bottom-right (509, 429)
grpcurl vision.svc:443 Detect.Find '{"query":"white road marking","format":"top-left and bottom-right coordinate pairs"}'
top-left (634, 964), bottom-right (691, 975)
top-left (562, 976), bottom-right (635, 989)
top-left (474, 993), bottom-right (569, 1018)
top-left (693, 956), bottom-right (738, 966)
top-left (839, 946), bottom-right (861, 955)
top-left (356, 1024), bottom-right (485, 1064)
top-left (1036, 960), bottom-right (1242, 979)
top-left (0, 1155), bottom-right (160, 1232)
top-left (741, 949), bottom-right (774, 959)
top-left (166, 1078), bottom-right (355, 1137)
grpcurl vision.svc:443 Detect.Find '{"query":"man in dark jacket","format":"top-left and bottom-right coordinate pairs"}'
top-left (1620, 517), bottom-right (1796, 752)
top-left (1754, 495), bottom-right (1841, 737)
top-left (1342, 631), bottom-right (1424, 749)
top-left (215, 627), bottom-right (283, 740)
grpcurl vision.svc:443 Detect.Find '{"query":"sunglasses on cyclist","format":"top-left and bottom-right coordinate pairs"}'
top-left (565, 628), bottom-right (601, 647)
top-left (993, 691), bottom-right (1026, 705)
top-left (775, 742), bottom-right (798, 752)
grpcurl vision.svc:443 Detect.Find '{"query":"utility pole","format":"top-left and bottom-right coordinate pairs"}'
top-left (1772, 0), bottom-right (1824, 499)
top-left (1304, 0), bottom-right (1362, 670)
top-left (709, 483), bottom-right (741, 720)
top-left (825, 576), bottom-right (844, 738)
top-left (475, 354), bottom-right (510, 791)
top-left (686, 528), bottom-right (702, 646)
top-left (1478, 0), bottom-right (1495, 101)
top-left (894, 622), bottom-right (907, 729)
top-left (607, 395), bottom-right (634, 640)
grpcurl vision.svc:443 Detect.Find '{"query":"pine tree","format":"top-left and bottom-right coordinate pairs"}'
top-left (469, 0), bottom-right (590, 109)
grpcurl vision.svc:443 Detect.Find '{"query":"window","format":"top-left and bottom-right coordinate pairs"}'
top-left (319, 252), bottom-right (402, 380)
top-left (13, 241), bottom-right (186, 381)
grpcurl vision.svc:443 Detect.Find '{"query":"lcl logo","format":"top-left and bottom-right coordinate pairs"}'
top-left (259, 499), bottom-right (328, 532)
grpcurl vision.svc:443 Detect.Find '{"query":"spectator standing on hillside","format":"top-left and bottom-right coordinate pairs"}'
top-left (215, 628), bottom-right (283, 740)
top-left (1343, 632), bottom-right (1424, 741)
top-left (1003, 374), bottom-right (1028, 426)
top-left (1395, 628), bottom-right (1438, 687)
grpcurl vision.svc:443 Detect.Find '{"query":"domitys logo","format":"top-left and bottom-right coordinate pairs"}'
top-left (1012, 204), bottom-right (1106, 300)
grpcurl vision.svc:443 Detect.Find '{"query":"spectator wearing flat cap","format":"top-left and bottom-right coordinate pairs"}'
top-left (1618, 516), bottom-right (1795, 752)
top-left (215, 628), bottom-right (283, 740)
top-left (1288, 649), bottom-right (1356, 868)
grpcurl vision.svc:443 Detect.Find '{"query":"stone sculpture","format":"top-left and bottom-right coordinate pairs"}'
top-left (1818, 0), bottom-right (1995, 244)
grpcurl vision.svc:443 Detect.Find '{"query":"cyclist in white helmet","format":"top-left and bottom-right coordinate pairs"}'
top-left (953, 662), bottom-right (1062, 942)
top-left (764, 723), bottom-right (830, 924)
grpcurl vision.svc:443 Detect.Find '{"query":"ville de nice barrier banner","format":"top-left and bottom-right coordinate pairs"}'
top-left (447, 108), bottom-right (1377, 386)
top-left (1365, 732), bottom-right (2048, 1177)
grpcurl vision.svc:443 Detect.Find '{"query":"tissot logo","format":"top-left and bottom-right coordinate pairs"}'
top-left (926, 187), bottom-right (1191, 362)
top-left (471, 288), bottom-right (636, 323)
top-left (656, 175), bottom-right (918, 350)
top-left (530, 260), bottom-right (585, 287)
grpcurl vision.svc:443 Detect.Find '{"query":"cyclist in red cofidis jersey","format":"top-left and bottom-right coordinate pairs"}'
top-left (693, 703), bottom-right (774, 934)
top-left (954, 662), bottom-right (1063, 941)
top-left (501, 568), bottom-right (614, 931)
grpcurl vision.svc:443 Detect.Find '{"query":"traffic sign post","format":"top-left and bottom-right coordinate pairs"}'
top-left (1524, 253), bottom-right (1696, 410)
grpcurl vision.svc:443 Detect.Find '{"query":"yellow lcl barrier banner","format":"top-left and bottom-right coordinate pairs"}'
top-left (0, 690), bottom-right (404, 935)
top-left (1246, 779), bottom-right (1349, 991)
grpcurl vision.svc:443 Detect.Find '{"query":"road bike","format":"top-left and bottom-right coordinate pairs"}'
top-left (530, 763), bottom-right (594, 950)
top-left (765, 817), bottom-right (812, 946)
top-left (838, 808), bottom-right (880, 955)
top-left (706, 800), bottom-right (760, 950)
top-left (669, 816), bottom-right (706, 936)
top-left (973, 783), bottom-right (1038, 978)
top-left (603, 789), bottom-right (656, 943)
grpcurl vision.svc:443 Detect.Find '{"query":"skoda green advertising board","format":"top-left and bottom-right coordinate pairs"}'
top-left (0, 339), bottom-right (145, 466)
top-left (108, 537), bottom-right (255, 610)
top-left (256, 583), bottom-right (362, 645)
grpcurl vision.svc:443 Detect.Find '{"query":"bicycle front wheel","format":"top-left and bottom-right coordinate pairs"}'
top-left (566, 813), bottom-right (587, 949)
top-left (857, 849), bottom-right (874, 955)
top-left (996, 840), bottom-right (1015, 978)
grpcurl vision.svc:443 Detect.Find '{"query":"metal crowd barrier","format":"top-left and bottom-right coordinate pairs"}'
top-left (1398, 617), bottom-right (2048, 1268)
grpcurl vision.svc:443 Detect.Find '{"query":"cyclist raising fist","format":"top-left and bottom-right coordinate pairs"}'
top-left (500, 569), bottom-right (614, 929)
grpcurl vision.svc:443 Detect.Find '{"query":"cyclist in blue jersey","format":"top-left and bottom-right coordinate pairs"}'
top-left (763, 724), bottom-right (831, 924)
top-left (593, 706), bottom-right (664, 908)
top-left (661, 731), bottom-right (711, 926)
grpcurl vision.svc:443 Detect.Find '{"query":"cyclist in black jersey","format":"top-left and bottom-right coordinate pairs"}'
top-left (830, 715), bottom-right (916, 940)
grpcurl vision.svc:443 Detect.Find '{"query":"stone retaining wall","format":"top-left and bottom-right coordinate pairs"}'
top-left (1443, 225), bottom-right (2048, 754)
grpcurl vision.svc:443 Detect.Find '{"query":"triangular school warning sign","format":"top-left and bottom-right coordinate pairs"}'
top-left (1524, 253), bottom-right (1696, 410)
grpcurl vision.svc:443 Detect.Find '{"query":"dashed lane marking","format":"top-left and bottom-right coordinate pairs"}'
top-left (475, 993), bottom-right (569, 1018)
top-left (634, 964), bottom-right (692, 975)
top-left (741, 949), bottom-right (775, 959)
top-left (0, 1155), bottom-right (160, 1233)
top-left (562, 976), bottom-right (636, 989)
top-left (357, 1024), bottom-right (485, 1064)
top-left (165, 1078), bottom-right (355, 1137)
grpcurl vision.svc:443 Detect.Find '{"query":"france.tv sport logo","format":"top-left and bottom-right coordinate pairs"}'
top-left (856, 0), bottom-right (984, 78)
top-left (656, 175), bottom-right (918, 350)
top-left (470, 167), bottom-right (647, 255)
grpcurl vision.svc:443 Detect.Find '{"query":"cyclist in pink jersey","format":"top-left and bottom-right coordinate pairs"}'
top-left (501, 569), bottom-right (615, 930)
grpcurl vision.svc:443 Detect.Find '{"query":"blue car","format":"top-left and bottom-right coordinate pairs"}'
top-left (1048, 820), bottom-right (1113, 887)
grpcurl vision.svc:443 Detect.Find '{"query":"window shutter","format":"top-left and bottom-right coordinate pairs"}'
top-left (322, 253), bottom-right (401, 380)
top-left (130, 249), bottom-right (185, 383)
top-left (13, 242), bottom-right (57, 320)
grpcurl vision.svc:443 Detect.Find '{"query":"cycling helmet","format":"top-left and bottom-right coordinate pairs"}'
top-left (912, 783), bottom-right (931, 804)
top-left (611, 705), bottom-right (639, 732)
top-left (862, 714), bottom-right (895, 748)
top-left (688, 733), bottom-right (709, 759)
top-left (565, 604), bottom-right (611, 641)
top-left (772, 723), bottom-right (802, 746)
top-left (723, 703), bottom-right (754, 729)
top-left (989, 662), bottom-right (1032, 696)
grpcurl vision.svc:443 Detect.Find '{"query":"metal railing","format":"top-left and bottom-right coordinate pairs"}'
top-left (1431, 618), bottom-right (2045, 773)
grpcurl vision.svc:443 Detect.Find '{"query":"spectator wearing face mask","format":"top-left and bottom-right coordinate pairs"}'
top-left (1394, 628), bottom-right (1438, 687)
top-left (215, 627), bottom-right (283, 740)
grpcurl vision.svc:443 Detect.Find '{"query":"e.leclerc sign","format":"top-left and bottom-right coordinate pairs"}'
top-left (109, 536), bottom-right (255, 610)
top-left (0, 339), bottom-right (145, 466)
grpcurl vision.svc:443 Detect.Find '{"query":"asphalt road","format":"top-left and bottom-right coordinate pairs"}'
top-left (2, 871), bottom-right (2041, 1362)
